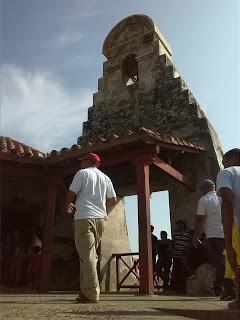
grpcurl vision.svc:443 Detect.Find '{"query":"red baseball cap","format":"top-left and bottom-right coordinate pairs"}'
top-left (78, 153), bottom-right (101, 165)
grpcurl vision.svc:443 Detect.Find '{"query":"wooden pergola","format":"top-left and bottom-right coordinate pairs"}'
top-left (0, 128), bottom-right (204, 294)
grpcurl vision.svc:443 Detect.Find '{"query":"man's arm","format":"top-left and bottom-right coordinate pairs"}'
top-left (65, 190), bottom-right (76, 215)
top-left (220, 187), bottom-right (239, 273)
top-left (220, 187), bottom-right (234, 246)
top-left (106, 197), bottom-right (117, 210)
top-left (192, 215), bottom-right (205, 247)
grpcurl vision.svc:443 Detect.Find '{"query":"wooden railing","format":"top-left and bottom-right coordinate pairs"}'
top-left (112, 252), bottom-right (163, 291)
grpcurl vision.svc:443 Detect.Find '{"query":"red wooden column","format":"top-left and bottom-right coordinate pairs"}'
top-left (40, 178), bottom-right (58, 292)
top-left (136, 161), bottom-right (154, 295)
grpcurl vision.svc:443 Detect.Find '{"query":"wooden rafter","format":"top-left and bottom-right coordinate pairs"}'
top-left (151, 157), bottom-right (195, 191)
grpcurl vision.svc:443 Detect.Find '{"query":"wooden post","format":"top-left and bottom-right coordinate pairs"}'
top-left (40, 178), bottom-right (58, 292)
top-left (136, 161), bottom-right (154, 295)
top-left (116, 255), bottom-right (120, 291)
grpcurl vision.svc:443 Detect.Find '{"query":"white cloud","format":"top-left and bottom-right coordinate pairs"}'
top-left (0, 64), bottom-right (93, 152)
top-left (48, 32), bottom-right (84, 48)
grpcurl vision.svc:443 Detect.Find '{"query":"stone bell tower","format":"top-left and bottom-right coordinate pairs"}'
top-left (82, 14), bottom-right (173, 138)
top-left (81, 14), bottom-right (222, 167)
top-left (80, 13), bottom-right (223, 231)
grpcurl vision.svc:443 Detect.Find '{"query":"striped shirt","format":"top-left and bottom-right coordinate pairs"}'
top-left (172, 231), bottom-right (191, 258)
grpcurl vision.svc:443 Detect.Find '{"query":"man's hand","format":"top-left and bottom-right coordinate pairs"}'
top-left (66, 202), bottom-right (76, 215)
top-left (65, 190), bottom-right (76, 215)
top-left (226, 244), bottom-right (240, 274)
top-left (192, 215), bottom-right (205, 248)
top-left (192, 237), bottom-right (201, 248)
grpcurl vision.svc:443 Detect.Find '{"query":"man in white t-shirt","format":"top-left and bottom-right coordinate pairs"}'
top-left (65, 153), bottom-right (117, 303)
top-left (217, 148), bottom-right (240, 310)
top-left (192, 179), bottom-right (225, 296)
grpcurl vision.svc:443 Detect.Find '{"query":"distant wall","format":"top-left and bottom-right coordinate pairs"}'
top-left (100, 198), bottom-right (136, 291)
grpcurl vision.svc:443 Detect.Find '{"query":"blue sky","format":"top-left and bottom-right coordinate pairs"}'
top-left (1, 0), bottom-right (239, 251)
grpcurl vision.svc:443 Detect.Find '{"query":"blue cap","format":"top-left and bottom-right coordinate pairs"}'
top-left (200, 179), bottom-right (215, 189)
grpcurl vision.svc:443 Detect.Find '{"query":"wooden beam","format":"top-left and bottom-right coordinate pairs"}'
top-left (152, 157), bottom-right (195, 191)
top-left (156, 142), bottom-right (204, 154)
top-left (40, 179), bottom-right (58, 292)
top-left (46, 150), bottom-right (156, 178)
top-left (0, 160), bottom-right (45, 177)
top-left (136, 161), bottom-right (154, 295)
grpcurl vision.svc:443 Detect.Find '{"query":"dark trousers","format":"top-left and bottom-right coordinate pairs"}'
top-left (171, 257), bottom-right (186, 293)
top-left (152, 253), bottom-right (157, 274)
top-left (30, 272), bottom-right (39, 289)
top-left (223, 278), bottom-right (236, 297)
top-left (207, 238), bottom-right (225, 290)
top-left (157, 257), bottom-right (172, 288)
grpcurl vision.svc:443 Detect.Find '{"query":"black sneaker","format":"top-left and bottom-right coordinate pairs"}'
top-left (210, 286), bottom-right (221, 297)
top-left (228, 299), bottom-right (240, 310)
top-left (220, 293), bottom-right (236, 301)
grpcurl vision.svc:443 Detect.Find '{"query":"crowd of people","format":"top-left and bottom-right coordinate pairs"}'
top-left (151, 222), bottom-right (208, 294)
top-left (150, 148), bottom-right (240, 310)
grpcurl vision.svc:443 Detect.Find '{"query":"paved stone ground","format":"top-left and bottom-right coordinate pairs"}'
top-left (0, 292), bottom-right (239, 320)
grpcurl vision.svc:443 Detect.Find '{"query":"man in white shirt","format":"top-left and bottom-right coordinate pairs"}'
top-left (192, 179), bottom-right (225, 296)
top-left (217, 148), bottom-right (240, 310)
top-left (65, 153), bottom-right (117, 303)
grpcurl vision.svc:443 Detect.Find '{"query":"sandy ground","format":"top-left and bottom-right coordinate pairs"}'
top-left (0, 292), bottom-right (239, 320)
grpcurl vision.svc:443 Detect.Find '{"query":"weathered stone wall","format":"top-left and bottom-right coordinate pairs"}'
top-left (79, 15), bottom-right (223, 232)
top-left (100, 198), bottom-right (136, 292)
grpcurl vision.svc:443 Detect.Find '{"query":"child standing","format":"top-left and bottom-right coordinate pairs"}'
top-left (28, 246), bottom-right (42, 290)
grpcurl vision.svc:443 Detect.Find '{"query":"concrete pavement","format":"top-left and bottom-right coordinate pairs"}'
top-left (0, 292), bottom-right (239, 320)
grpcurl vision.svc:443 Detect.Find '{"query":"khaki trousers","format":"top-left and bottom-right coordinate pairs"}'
top-left (74, 218), bottom-right (106, 301)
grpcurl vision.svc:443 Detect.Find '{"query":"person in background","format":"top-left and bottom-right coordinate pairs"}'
top-left (151, 225), bottom-right (158, 275)
top-left (181, 232), bottom-right (208, 279)
top-left (171, 220), bottom-right (191, 293)
top-left (65, 153), bottom-right (117, 303)
top-left (27, 246), bottom-right (42, 290)
top-left (1, 233), bottom-right (13, 286)
top-left (10, 231), bottom-right (27, 287)
top-left (217, 148), bottom-right (240, 310)
top-left (192, 179), bottom-right (225, 297)
top-left (34, 227), bottom-right (42, 248)
top-left (156, 231), bottom-right (172, 290)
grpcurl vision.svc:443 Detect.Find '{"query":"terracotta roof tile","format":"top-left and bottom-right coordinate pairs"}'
top-left (49, 150), bottom-right (60, 158)
top-left (0, 136), bottom-right (46, 162)
top-left (45, 127), bottom-right (205, 163)
top-left (71, 144), bottom-right (81, 151)
top-left (1, 128), bottom-right (205, 165)
top-left (60, 147), bottom-right (70, 154)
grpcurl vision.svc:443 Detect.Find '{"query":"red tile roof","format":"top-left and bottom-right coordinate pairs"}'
top-left (0, 136), bottom-right (46, 162)
top-left (46, 127), bottom-right (205, 163)
top-left (0, 128), bottom-right (205, 165)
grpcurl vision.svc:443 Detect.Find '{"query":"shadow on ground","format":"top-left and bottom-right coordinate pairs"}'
top-left (63, 306), bottom-right (239, 320)
top-left (154, 307), bottom-right (239, 320)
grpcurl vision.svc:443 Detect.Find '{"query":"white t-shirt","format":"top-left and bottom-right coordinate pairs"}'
top-left (197, 191), bottom-right (224, 238)
top-left (69, 167), bottom-right (116, 220)
top-left (217, 166), bottom-right (240, 231)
